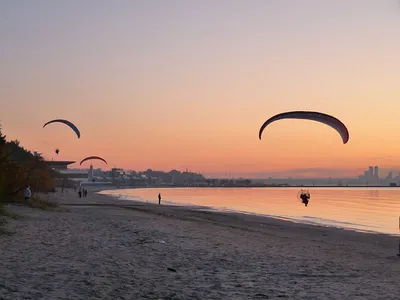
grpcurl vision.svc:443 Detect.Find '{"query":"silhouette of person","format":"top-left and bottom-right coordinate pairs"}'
top-left (158, 193), bottom-right (161, 205)
top-left (300, 192), bottom-right (310, 207)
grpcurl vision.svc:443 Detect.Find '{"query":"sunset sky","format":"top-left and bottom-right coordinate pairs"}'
top-left (1, 0), bottom-right (400, 178)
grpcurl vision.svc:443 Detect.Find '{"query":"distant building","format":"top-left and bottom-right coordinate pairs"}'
top-left (385, 172), bottom-right (392, 182)
top-left (45, 160), bottom-right (76, 171)
top-left (374, 166), bottom-right (379, 180)
top-left (368, 166), bottom-right (373, 180)
top-left (129, 175), bottom-right (149, 187)
top-left (111, 168), bottom-right (124, 180)
top-left (88, 164), bottom-right (94, 180)
top-left (45, 160), bottom-right (87, 186)
top-left (58, 169), bottom-right (89, 180)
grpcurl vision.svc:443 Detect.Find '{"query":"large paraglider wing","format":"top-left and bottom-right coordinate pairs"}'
top-left (80, 156), bottom-right (107, 166)
top-left (258, 111), bottom-right (349, 144)
top-left (43, 119), bottom-right (81, 139)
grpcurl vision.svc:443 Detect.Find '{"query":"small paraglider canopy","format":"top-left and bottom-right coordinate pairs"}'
top-left (259, 111), bottom-right (349, 144)
top-left (80, 156), bottom-right (107, 166)
top-left (55, 148), bottom-right (60, 155)
top-left (43, 119), bottom-right (81, 139)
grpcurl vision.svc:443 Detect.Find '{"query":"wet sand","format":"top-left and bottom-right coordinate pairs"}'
top-left (0, 188), bottom-right (399, 299)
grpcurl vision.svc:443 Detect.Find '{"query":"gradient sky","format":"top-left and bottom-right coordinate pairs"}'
top-left (1, 0), bottom-right (400, 177)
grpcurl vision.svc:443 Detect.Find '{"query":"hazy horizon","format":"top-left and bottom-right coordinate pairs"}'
top-left (72, 165), bottom-right (400, 179)
top-left (2, 0), bottom-right (400, 177)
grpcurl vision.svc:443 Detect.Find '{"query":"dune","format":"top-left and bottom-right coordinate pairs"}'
top-left (0, 187), bottom-right (399, 299)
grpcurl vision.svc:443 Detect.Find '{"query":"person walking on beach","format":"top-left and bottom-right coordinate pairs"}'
top-left (158, 193), bottom-right (161, 204)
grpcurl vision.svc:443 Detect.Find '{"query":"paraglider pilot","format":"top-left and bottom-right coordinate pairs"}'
top-left (300, 191), bottom-right (310, 207)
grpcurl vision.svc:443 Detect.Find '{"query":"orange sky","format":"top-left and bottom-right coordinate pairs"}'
top-left (1, 1), bottom-right (400, 177)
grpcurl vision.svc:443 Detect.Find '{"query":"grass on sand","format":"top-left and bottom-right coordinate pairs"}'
top-left (0, 194), bottom-right (59, 234)
top-left (22, 195), bottom-right (59, 211)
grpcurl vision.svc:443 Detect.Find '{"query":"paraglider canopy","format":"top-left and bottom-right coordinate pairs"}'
top-left (80, 156), bottom-right (107, 166)
top-left (259, 111), bottom-right (349, 144)
top-left (43, 119), bottom-right (81, 139)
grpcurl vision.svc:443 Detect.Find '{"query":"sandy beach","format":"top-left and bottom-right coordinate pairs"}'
top-left (0, 188), bottom-right (399, 300)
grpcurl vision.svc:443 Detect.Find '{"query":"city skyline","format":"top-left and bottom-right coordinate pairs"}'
top-left (68, 164), bottom-right (400, 180)
top-left (2, 1), bottom-right (400, 176)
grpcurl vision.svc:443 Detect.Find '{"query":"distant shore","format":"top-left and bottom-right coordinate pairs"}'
top-left (88, 184), bottom-right (400, 190)
top-left (0, 189), bottom-right (399, 299)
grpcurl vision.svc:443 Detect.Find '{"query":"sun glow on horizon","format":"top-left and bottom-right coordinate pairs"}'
top-left (2, 1), bottom-right (400, 178)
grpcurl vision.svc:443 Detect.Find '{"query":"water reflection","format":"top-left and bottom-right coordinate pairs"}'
top-left (364, 189), bottom-right (380, 200)
top-left (101, 187), bottom-right (400, 235)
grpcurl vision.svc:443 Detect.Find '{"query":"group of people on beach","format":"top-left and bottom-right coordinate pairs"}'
top-left (78, 188), bottom-right (87, 198)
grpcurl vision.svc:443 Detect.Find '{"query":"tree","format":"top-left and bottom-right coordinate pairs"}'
top-left (0, 123), bottom-right (55, 201)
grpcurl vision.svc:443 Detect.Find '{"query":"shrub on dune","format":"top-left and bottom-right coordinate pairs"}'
top-left (0, 124), bottom-right (56, 213)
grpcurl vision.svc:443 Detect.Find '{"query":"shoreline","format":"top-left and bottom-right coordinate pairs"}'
top-left (103, 194), bottom-right (400, 238)
top-left (91, 185), bottom-right (400, 189)
top-left (66, 187), bottom-right (400, 241)
top-left (94, 193), bottom-right (400, 238)
top-left (36, 186), bottom-right (400, 241)
top-left (1, 189), bottom-right (399, 299)
top-left (43, 187), bottom-right (400, 245)
top-left (98, 187), bottom-right (400, 237)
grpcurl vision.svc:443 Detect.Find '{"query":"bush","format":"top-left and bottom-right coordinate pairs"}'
top-left (0, 124), bottom-right (55, 209)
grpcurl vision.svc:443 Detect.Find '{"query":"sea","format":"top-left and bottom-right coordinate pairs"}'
top-left (99, 187), bottom-right (400, 236)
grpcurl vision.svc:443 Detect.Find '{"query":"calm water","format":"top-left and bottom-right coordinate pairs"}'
top-left (99, 187), bottom-right (400, 235)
